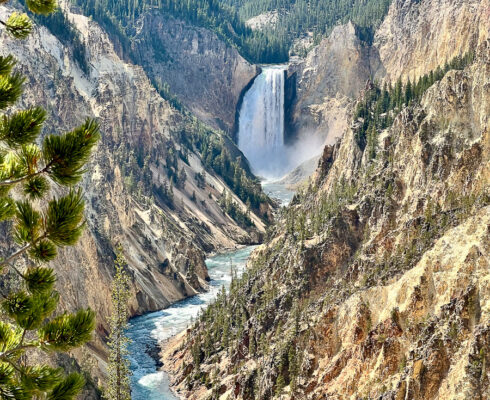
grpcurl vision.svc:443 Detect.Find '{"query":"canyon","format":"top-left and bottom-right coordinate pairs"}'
top-left (162, 0), bottom-right (490, 399)
top-left (0, 1), bottom-right (269, 392)
top-left (0, 0), bottom-right (488, 398)
top-left (165, 37), bottom-right (490, 400)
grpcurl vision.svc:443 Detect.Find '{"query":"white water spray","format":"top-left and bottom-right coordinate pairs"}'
top-left (238, 66), bottom-right (288, 180)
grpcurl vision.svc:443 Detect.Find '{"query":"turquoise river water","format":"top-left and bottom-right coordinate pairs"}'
top-left (127, 183), bottom-right (293, 399)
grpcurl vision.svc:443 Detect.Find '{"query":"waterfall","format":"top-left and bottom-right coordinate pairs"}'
top-left (238, 66), bottom-right (288, 180)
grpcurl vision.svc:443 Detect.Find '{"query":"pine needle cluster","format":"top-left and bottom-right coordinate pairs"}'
top-left (0, 1), bottom-right (100, 398)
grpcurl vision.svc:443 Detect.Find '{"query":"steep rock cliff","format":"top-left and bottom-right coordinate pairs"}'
top-left (286, 22), bottom-right (376, 146)
top-left (285, 0), bottom-right (489, 170)
top-left (130, 11), bottom-right (259, 134)
top-left (374, 0), bottom-right (490, 82)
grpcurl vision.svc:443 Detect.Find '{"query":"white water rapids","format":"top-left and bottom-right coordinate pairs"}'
top-left (237, 66), bottom-right (289, 180)
top-left (127, 247), bottom-right (254, 400)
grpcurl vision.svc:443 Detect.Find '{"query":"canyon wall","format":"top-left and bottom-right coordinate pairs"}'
top-left (374, 0), bottom-right (490, 82)
top-left (286, 0), bottom-right (489, 166)
top-left (286, 22), bottom-right (373, 147)
top-left (130, 11), bottom-right (259, 134)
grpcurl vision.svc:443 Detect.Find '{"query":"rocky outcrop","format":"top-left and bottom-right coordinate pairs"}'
top-left (130, 11), bottom-right (259, 133)
top-left (286, 22), bottom-right (376, 146)
top-left (163, 40), bottom-right (489, 400)
top-left (245, 11), bottom-right (279, 31)
top-left (276, 155), bottom-right (321, 189)
top-left (0, 2), bottom-right (269, 390)
top-left (374, 0), bottom-right (490, 82)
top-left (285, 0), bottom-right (489, 173)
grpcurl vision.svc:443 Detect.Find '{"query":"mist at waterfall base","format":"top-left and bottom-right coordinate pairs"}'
top-left (238, 66), bottom-right (325, 181)
top-left (127, 247), bottom-right (254, 400)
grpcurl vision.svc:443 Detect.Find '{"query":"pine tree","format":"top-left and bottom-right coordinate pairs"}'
top-left (105, 248), bottom-right (132, 400)
top-left (404, 78), bottom-right (413, 105)
top-left (0, 0), bottom-right (99, 398)
top-left (366, 123), bottom-right (377, 160)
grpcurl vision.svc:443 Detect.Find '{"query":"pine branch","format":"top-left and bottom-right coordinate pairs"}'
top-left (0, 162), bottom-right (52, 187)
top-left (0, 189), bottom-right (87, 276)
top-left (4, 261), bottom-right (24, 279)
top-left (0, 232), bottom-right (49, 270)
top-left (3, 12), bottom-right (32, 39)
top-left (0, 342), bottom-right (38, 359)
top-left (1, 355), bottom-right (25, 374)
top-left (0, 0), bottom-right (97, 397)
top-left (19, 329), bottom-right (27, 347)
top-left (0, 243), bottom-right (33, 269)
top-left (26, 0), bottom-right (57, 15)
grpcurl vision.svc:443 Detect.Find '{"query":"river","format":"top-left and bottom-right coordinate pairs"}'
top-left (127, 182), bottom-right (293, 400)
top-left (127, 246), bottom-right (254, 399)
